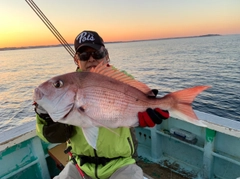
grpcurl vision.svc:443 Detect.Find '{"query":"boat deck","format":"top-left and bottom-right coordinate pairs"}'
top-left (138, 158), bottom-right (188, 179)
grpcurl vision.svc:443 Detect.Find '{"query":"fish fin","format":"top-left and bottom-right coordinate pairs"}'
top-left (86, 117), bottom-right (121, 137)
top-left (90, 62), bottom-right (153, 94)
top-left (82, 111), bottom-right (121, 136)
top-left (104, 127), bottom-right (120, 136)
top-left (95, 122), bottom-right (120, 136)
top-left (170, 108), bottom-right (207, 127)
top-left (166, 86), bottom-right (210, 127)
top-left (82, 126), bottom-right (99, 149)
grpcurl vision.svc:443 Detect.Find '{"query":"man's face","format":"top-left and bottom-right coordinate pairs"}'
top-left (76, 47), bottom-right (108, 71)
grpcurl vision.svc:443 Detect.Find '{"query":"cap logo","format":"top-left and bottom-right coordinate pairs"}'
top-left (76, 32), bottom-right (95, 44)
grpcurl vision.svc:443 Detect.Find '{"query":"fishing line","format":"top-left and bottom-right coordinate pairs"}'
top-left (25, 0), bottom-right (75, 58)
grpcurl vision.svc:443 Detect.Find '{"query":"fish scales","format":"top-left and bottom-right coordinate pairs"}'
top-left (80, 86), bottom-right (156, 125)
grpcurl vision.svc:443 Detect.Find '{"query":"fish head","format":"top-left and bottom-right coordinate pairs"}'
top-left (33, 72), bottom-right (79, 122)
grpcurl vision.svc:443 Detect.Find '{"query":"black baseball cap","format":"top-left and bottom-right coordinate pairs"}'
top-left (74, 30), bottom-right (105, 53)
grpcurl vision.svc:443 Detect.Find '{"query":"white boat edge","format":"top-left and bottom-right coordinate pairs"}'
top-left (1, 110), bottom-right (239, 151)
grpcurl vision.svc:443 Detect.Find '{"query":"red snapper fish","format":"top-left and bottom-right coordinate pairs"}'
top-left (33, 63), bottom-right (210, 149)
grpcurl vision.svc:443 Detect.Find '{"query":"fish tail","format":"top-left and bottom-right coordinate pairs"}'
top-left (165, 86), bottom-right (210, 126)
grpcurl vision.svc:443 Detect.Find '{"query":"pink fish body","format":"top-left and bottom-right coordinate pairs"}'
top-left (33, 63), bottom-right (210, 148)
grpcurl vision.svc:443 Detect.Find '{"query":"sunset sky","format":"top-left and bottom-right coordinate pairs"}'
top-left (0, 0), bottom-right (240, 48)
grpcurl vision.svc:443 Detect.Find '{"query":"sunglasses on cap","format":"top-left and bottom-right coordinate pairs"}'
top-left (77, 49), bottom-right (107, 61)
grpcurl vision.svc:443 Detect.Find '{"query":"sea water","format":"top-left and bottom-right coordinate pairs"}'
top-left (0, 34), bottom-right (239, 132)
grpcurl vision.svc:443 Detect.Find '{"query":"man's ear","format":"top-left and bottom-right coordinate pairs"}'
top-left (74, 54), bottom-right (79, 65)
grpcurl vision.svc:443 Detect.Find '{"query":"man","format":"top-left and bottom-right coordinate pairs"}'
top-left (35, 30), bottom-right (169, 179)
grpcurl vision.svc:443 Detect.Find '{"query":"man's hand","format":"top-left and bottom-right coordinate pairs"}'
top-left (138, 108), bottom-right (169, 127)
top-left (138, 89), bottom-right (170, 127)
top-left (33, 102), bottom-right (73, 142)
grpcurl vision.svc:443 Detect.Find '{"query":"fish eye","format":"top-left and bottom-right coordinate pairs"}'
top-left (53, 80), bottom-right (63, 88)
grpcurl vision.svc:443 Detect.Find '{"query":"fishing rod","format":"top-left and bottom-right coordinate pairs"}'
top-left (25, 0), bottom-right (75, 58)
top-left (25, 1), bottom-right (86, 177)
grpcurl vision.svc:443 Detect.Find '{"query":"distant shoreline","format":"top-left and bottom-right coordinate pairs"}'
top-left (0, 34), bottom-right (221, 51)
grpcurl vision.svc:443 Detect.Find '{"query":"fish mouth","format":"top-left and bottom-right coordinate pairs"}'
top-left (63, 103), bottom-right (74, 119)
top-left (33, 87), bottom-right (44, 101)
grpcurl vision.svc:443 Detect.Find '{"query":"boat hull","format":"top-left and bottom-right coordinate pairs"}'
top-left (1, 110), bottom-right (240, 179)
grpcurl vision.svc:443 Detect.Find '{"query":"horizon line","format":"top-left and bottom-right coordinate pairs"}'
top-left (0, 33), bottom-right (227, 51)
